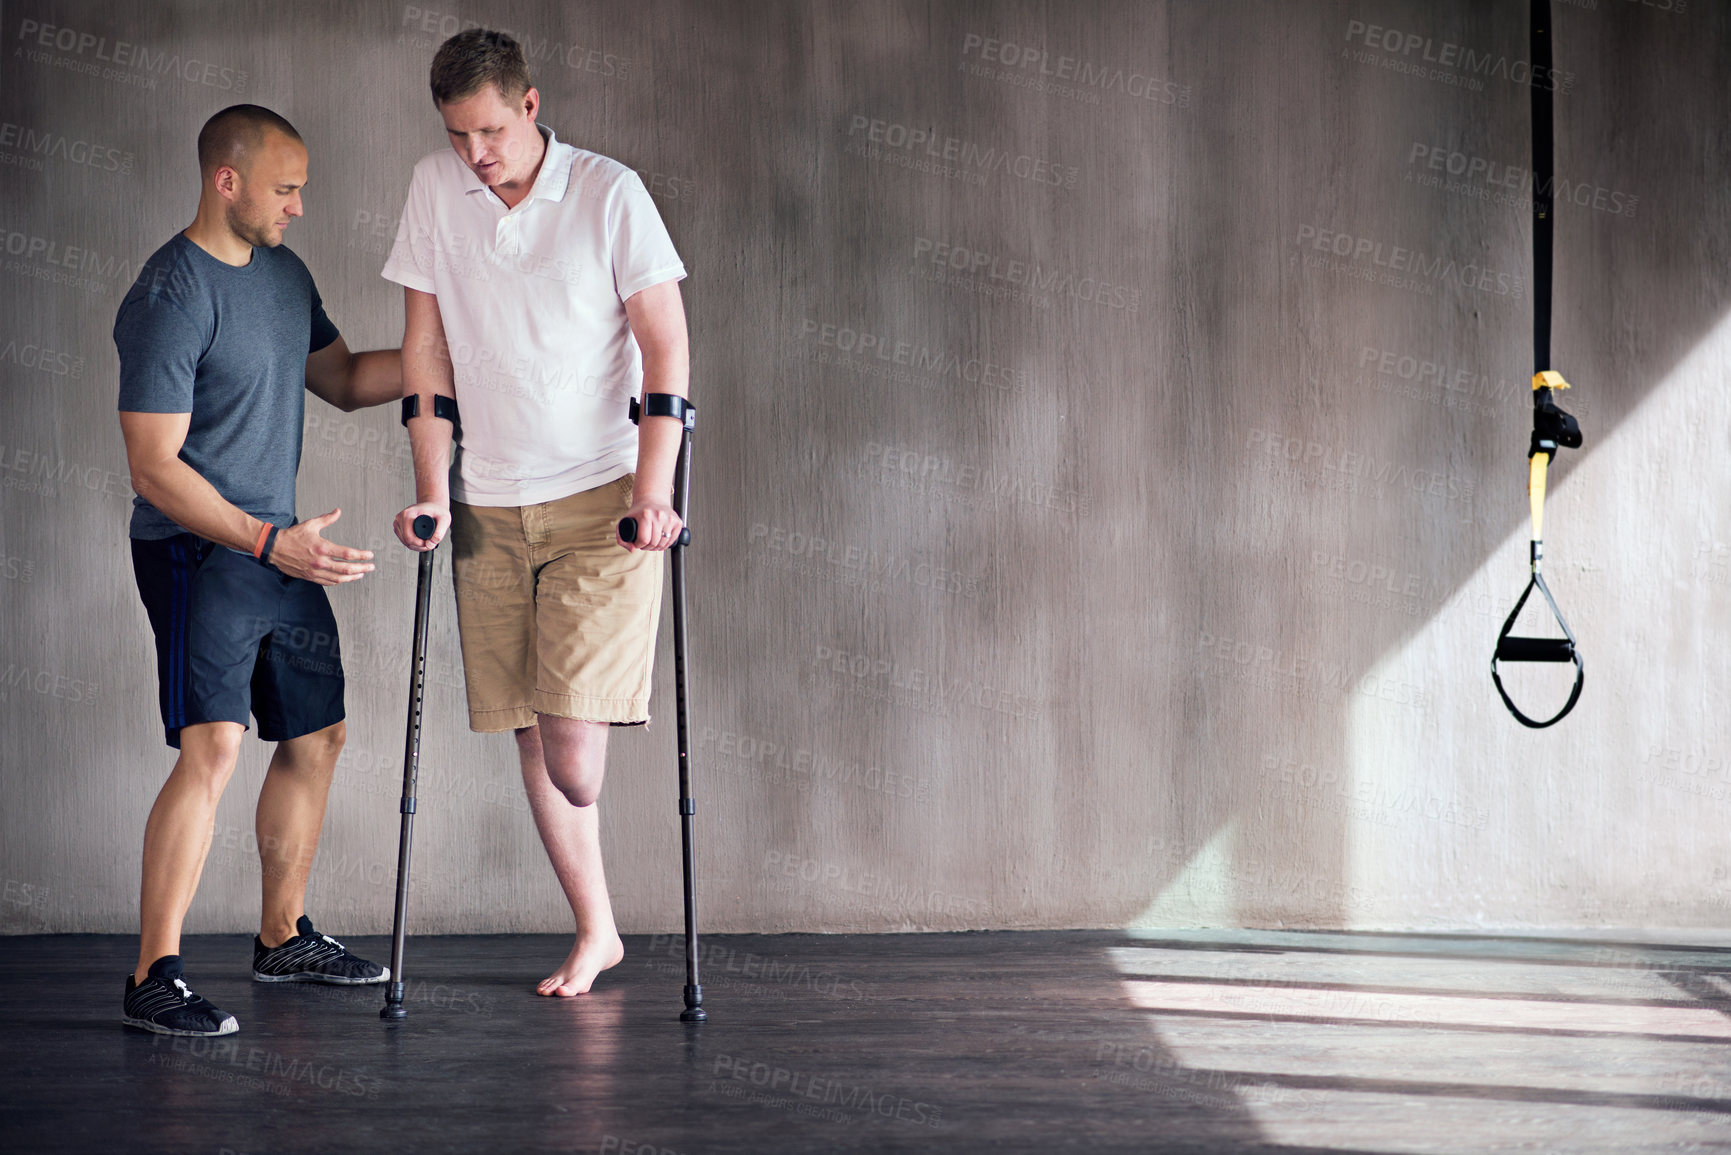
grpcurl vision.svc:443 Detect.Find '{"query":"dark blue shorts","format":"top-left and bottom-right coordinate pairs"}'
top-left (130, 534), bottom-right (345, 749)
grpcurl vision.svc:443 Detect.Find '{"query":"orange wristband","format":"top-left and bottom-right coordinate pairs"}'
top-left (252, 522), bottom-right (273, 558)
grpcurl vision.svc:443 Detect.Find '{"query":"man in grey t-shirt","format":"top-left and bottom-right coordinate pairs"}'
top-left (115, 105), bottom-right (402, 1036)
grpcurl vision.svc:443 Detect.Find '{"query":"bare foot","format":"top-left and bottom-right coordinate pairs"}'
top-left (536, 932), bottom-right (624, 997)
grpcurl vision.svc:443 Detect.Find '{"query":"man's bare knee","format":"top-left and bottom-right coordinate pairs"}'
top-left (297, 719), bottom-right (346, 759)
top-left (552, 776), bottom-right (601, 808)
top-left (175, 722), bottom-right (244, 800)
top-left (547, 754), bottom-right (602, 806)
top-left (272, 720), bottom-right (345, 776)
top-left (538, 717), bottom-right (606, 806)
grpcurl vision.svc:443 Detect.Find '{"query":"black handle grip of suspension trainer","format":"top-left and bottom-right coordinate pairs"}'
top-left (413, 515), bottom-right (436, 544)
top-left (619, 517), bottom-right (690, 547)
top-left (1495, 636), bottom-right (1575, 663)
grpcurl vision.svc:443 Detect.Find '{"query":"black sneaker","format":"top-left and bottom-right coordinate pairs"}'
top-left (122, 955), bottom-right (239, 1036)
top-left (253, 915), bottom-right (389, 985)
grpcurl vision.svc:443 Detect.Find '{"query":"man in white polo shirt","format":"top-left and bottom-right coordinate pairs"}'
top-left (384, 28), bottom-right (690, 996)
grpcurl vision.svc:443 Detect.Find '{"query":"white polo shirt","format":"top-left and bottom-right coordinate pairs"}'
top-left (382, 125), bottom-right (686, 506)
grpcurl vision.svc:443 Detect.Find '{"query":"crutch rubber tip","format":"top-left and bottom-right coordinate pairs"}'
top-left (381, 980), bottom-right (407, 1019)
top-left (681, 983), bottom-right (706, 1022)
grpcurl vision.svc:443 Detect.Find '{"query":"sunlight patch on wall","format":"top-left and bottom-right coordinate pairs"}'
top-left (1342, 309), bottom-right (1731, 929)
top-left (1130, 819), bottom-right (1238, 927)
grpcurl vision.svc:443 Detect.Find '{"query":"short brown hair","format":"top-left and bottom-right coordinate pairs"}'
top-left (197, 104), bottom-right (301, 175)
top-left (429, 29), bottom-right (532, 105)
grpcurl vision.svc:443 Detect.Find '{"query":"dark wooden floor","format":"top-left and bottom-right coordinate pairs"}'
top-left (3, 929), bottom-right (1731, 1153)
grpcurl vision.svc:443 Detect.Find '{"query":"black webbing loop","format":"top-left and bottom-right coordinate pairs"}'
top-left (1491, 569), bottom-right (1585, 729)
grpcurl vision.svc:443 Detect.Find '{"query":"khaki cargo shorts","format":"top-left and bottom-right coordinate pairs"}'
top-left (449, 474), bottom-right (663, 731)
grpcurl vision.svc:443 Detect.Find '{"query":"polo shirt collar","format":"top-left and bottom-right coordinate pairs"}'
top-left (461, 123), bottom-right (574, 206)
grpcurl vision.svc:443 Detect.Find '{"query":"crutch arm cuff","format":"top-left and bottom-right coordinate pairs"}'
top-left (401, 394), bottom-right (460, 427)
top-left (629, 393), bottom-right (696, 429)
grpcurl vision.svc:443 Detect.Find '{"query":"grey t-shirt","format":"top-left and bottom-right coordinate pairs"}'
top-left (114, 233), bottom-right (340, 540)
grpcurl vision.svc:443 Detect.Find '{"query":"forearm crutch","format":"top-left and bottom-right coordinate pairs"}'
top-left (381, 513), bottom-right (439, 1020)
top-left (1491, 0), bottom-right (1584, 729)
top-left (619, 393), bottom-right (705, 1024)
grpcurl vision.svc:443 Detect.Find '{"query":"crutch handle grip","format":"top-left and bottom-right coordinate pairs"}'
top-left (412, 515), bottom-right (437, 544)
top-left (619, 517), bottom-right (690, 547)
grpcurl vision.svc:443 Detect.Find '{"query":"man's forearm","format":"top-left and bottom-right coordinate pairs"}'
top-left (132, 457), bottom-right (267, 554)
top-left (632, 416), bottom-right (682, 502)
top-left (406, 416), bottom-right (453, 506)
top-left (630, 345), bottom-right (689, 503)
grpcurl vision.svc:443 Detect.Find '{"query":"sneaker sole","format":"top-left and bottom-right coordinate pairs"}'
top-left (251, 969), bottom-right (391, 985)
top-left (122, 1014), bottom-right (239, 1037)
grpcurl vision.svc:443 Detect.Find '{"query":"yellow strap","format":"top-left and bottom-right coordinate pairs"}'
top-left (1530, 372), bottom-right (1567, 541)
top-left (1529, 452), bottom-right (1549, 542)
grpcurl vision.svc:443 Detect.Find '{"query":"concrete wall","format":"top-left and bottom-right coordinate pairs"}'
top-left (2, 0), bottom-right (1727, 937)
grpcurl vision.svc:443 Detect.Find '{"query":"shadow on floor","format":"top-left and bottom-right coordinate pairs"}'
top-left (3, 930), bottom-right (1729, 1153)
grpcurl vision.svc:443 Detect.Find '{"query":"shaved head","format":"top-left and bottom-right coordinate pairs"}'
top-left (197, 104), bottom-right (302, 178)
top-left (190, 105), bottom-right (309, 252)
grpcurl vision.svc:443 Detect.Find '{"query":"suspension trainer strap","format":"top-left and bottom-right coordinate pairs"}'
top-left (1532, 0), bottom-right (1553, 377)
top-left (1491, 0), bottom-right (1584, 729)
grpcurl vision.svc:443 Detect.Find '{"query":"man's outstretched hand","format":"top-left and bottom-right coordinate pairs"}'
top-left (268, 509), bottom-right (375, 585)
